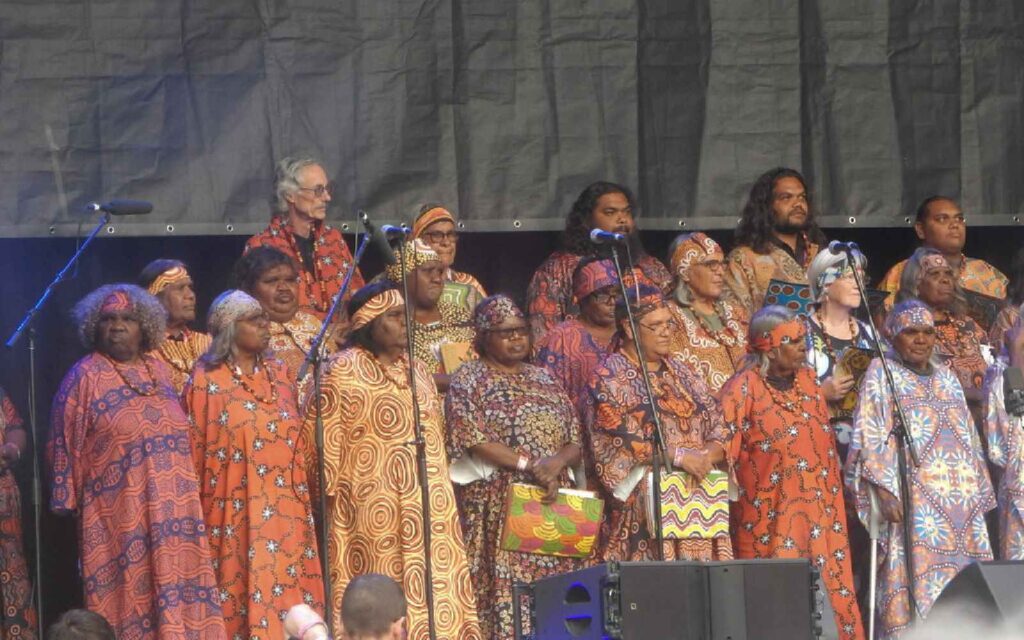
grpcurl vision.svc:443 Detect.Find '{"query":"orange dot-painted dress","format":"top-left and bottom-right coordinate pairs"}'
top-left (309, 347), bottom-right (481, 639)
top-left (183, 359), bottom-right (324, 640)
top-left (720, 367), bottom-right (864, 640)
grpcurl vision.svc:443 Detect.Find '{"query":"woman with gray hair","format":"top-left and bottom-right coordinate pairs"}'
top-left (245, 156), bottom-right (364, 319)
top-left (847, 299), bottom-right (994, 637)
top-left (182, 290), bottom-right (324, 640)
top-left (720, 305), bottom-right (864, 639)
top-left (47, 284), bottom-right (225, 639)
top-left (804, 247), bottom-right (875, 463)
top-left (896, 246), bottom-right (990, 405)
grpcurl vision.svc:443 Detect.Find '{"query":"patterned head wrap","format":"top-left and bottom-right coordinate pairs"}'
top-left (618, 283), bottom-right (666, 321)
top-left (351, 288), bottom-right (405, 331)
top-left (384, 238), bottom-right (441, 282)
top-left (918, 252), bottom-right (950, 277)
top-left (748, 318), bottom-right (806, 354)
top-left (885, 299), bottom-right (934, 337)
top-left (100, 290), bottom-right (132, 314)
top-left (146, 265), bottom-right (191, 296)
top-left (207, 290), bottom-right (263, 337)
top-left (573, 259), bottom-right (618, 302)
top-left (474, 294), bottom-right (525, 332)
top-left (670, 232), bottom-right (723, 277)
top-left (412, 206), bottom-right (456, 239)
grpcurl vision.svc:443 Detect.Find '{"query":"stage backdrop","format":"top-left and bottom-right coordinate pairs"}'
top-left (2, 1), bottom-right (1024, 237)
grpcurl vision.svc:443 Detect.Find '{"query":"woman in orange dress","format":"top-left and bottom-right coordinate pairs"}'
top-left (183, 290), bottom-right (324, 639)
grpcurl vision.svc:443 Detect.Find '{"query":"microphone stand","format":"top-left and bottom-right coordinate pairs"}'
top-left (842, 245), bottom-right (919, 624)
top-left (396, 236), bottom-right (438, 640)
top-left (5, 210), bottom-right (111, 637)
top-left (297, 231), bottom-right (372, 638)
top-left (608, 242), bottom-right (671, 558)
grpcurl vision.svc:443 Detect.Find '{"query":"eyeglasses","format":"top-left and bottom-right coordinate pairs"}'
top-left (589, 290), bottom-right (622, 305)
top-left (638, 319), bottom-right (678, 334)
top-left (488, 326), bottom-right (530, 340)
top-left (694, 259), bottom-right (726, 272)
top-left (296, 183), bottom-right (333, 199)
top-left (422, 230), bottom-right (459, 244)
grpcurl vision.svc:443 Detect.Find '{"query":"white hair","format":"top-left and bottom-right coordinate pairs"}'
top-left (273, 156), bottom-right (321, 214)
top-left (806, 246), bottom-right (867, 301)
top-left (742, 304), bottom-right (795, 376)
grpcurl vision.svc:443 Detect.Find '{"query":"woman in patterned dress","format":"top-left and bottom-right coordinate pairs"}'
top-left (846, 300), bottom-right (994, 638)
top-left (719, 305), bottom-right (864, 640)
top-left (235, 246), bottom-right (335, 402)
top-left (411, 205), bottom-right (487, 309)
top-left (665, 232), bottom-right (748, 393)
top-left (183, 290), bottom-right (324, 639)
top-left (309, 281), bottom-right (481, 639)
top-left (48, 285), bottom-right (224, 640)
top-left (0, 387), bottom-right (36, 639)
top-left (445, 295), bottom-right (582, 640)
top-left (585, 286), bottom-right (732, 563)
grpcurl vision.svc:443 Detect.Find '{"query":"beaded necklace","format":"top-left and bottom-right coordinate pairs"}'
top-left (229, 357), bottom-right (279, 405)
top-left (282, 219), bottom-right (328, 314)
top-left (106, 355), bottom-right (159, 396)
top-left (762, 372), bottom-right (813, 415)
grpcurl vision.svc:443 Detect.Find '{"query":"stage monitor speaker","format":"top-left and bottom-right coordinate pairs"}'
top-left (529, 559), bottom-right (827, 640)
top-left (705, 559), bottom-right (833, 640)
top-left (531, 561), bottom-right (708, 639)
top-left (931, 560), bottom-right (1024, 620)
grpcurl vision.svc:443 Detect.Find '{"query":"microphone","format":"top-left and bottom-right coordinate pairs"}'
top-left (1003, 366), bottom-right (1024, 417)
top-left (827, 240), bottom-right (860, 255)
top-left (359, 211), bottom-right (398, 266)
top-left (85, 199), bottom-right (154, 216)
top-left (589, 228), bottom-right (627, 244)
top-left (381, 224), bottom-right (411, 238)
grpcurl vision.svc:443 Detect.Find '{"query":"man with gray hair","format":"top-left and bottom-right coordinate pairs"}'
top-left (245, 157), bottom-right (364, 320)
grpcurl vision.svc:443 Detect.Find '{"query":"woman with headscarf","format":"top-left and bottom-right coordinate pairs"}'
top-left (847, 300), bottom-right (994, 638)
top-left (444, 295), bottom-right (581, 640)
top-left (719, 305), bottom-right (864, 640)
top-left (983, 304), bottom-right (1024, 559)
top-left (412, 205), bottom-right (487, 309)
top-left (384, 239), bottom-right (476, 391)
top-left (234, 246), bottom-right (336, 401)
top-left (535, 257), bottom-right (620, 420)
top-left (47, 285), bottom-right (224, 640)
top-left (803, 247), bottom-right (876, 463)
top-left (896, 247), bottom-right (990, 405)
top-left (665, 232), bottom-right (748, 393)
top-left (182, 290), bottom-right (324, 639)
top-left (309, 281), bottom-right (481, 639)
top-left (585, 285), bottom-right (732, 562)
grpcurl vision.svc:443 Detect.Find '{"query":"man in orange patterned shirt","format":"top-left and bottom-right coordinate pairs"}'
top-left (138, 259), bottom-right (212, 393)
top-left (878, 196), bottom-right (1008, 321)
top-left (246, 157), bottom-right (364, 320)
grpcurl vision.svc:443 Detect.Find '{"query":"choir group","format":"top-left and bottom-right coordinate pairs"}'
top-left (0, 158), bottom-right (1020, 640)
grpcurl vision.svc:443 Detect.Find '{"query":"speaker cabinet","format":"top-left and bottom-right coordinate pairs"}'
top-left (931, 560), bottom-right (1024, 620)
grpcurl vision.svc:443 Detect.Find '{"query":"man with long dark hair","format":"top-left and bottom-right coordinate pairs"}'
top-left (526, 181), bottom-right (672, 342)
top-left (724, 168), bottom-right (826, 314)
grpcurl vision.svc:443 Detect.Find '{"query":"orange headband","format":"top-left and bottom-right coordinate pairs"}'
top-left (747, 318), bottom-right (805, 354)
top-left (412, 206), bottom-right (455, 239)
top-left (351, 289), bottom-right (404, 331)
top-left (146, 265), bottom-right (190, 295)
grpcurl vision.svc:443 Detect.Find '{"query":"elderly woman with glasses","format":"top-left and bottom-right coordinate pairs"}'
top-left (309, 281), bottom-right (481, 639)
top-left (536, 257), bottom-right (621, 422)
top-left (182, 290), bottom-right (324, 640)
top-left (847, 300), bottom-right (994, 637)
top-left (48, 285), bottom-right (223, 639)
top-left (719, 305), bottom-right (863, 640)
top-left (665, 232), bottom-right (748, 393)
top-left (444, 295), bottom-right (581, 640)
top-left (584, 285), bottom-right (731, 563)
top-left (412, 205), bottom-right (487, 309)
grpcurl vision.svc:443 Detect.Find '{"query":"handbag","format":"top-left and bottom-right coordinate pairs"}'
top-left (499, 482), bottom-right (604, 558)
top-left (644, 469), bottom-right (729, 539)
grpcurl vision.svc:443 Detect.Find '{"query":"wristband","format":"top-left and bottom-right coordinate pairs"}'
top-left (516, 455), bottom-right (530, 472)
